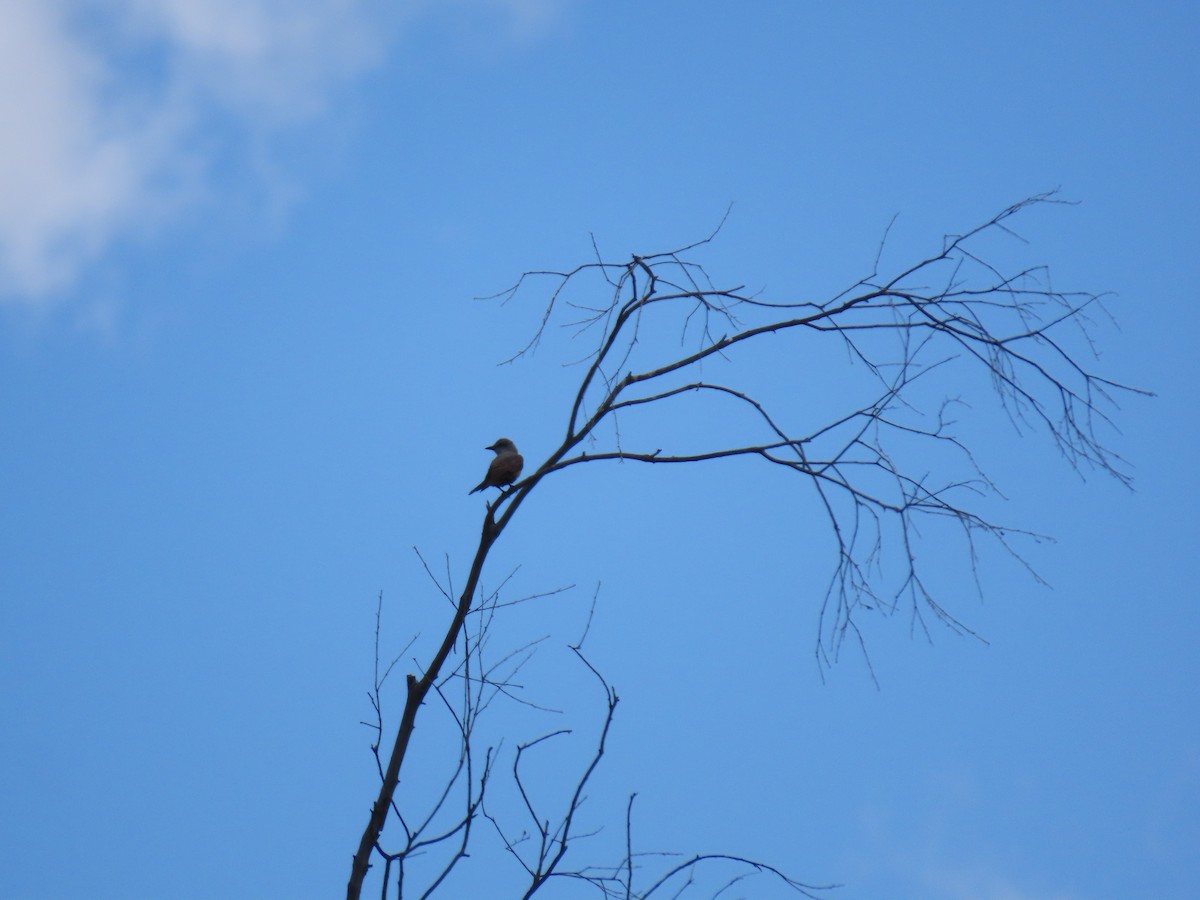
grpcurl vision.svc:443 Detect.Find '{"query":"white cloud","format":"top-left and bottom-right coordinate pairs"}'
top-left (0, 0), bottom-right (571, 306)
top-left (118, 0), bottom-right (388, 121)
top-left (0, 0), bottom-right (390, 304)
top-left (0, 3), bottom-right (145, 298)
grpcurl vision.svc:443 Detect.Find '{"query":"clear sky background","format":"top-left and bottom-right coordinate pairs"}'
top-left (1, 2), bottom-right (1197, 899)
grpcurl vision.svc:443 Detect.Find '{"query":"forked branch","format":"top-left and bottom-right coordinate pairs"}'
top-left (348, 194), bottom-right (1144, 898)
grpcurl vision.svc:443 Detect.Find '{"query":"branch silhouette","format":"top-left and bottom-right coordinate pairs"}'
top-left (347, 193), bottom-right (1144, 898)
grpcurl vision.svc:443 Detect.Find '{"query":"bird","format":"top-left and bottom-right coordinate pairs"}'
top-left (469, 438), bottom-right (524, 494)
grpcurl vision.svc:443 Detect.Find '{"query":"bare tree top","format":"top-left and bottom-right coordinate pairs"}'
top-left (483, 192), bottom-right (1147, 669)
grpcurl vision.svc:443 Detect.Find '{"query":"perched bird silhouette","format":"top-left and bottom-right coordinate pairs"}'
top-left (469, 438), bottom-right (524, 494)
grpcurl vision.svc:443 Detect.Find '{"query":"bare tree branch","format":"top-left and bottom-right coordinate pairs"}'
top-left (348, 194), bottom-right (1144, 898)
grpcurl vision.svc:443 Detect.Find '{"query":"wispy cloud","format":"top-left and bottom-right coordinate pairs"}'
top-left (848, 789), bottom-right (1086, 900)
top-left (463, 0), bottom-right (570, 42)
top-left (918, 864), bottom-right (1082, 900)
top-left (0, 0), bottom-right (389, 303)
top-left (0, 2), bottom-right (150, 299)
top-left (117, 0), bottom-right (389, 121)
top-left (0, 0), bottom-right (569, 306)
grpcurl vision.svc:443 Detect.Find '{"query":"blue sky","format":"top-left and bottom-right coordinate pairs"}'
top-left (1, 2), bottom-right (1197, 898)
